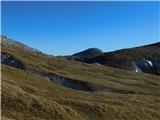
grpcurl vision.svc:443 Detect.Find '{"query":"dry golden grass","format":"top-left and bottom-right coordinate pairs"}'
top-left (1, 46), bottom-right (160, 120)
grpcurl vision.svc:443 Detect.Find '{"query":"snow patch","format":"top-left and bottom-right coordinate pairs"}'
top-left (135, 69), bottom-right (139, 72)
top-left (146, 60), bottom-right (153, 67)
top-left (132, 62), bottom-right (142, 73)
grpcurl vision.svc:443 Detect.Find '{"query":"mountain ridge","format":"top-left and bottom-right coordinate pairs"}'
top-left (61, 41), bottom-right (160, 75)
top-left (1, 35), bottom-right (42, 55)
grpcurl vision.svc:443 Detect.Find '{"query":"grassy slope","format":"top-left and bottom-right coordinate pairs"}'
top-left (1, 46), bottom-right (160, 120)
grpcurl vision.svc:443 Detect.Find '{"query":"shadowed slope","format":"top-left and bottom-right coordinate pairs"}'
top-left (86, 42), bottom-right (160, 75)
top-left (63, 42), bottom-right (160, 75)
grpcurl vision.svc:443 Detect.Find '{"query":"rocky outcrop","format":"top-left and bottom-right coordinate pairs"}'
top-left (47, 73), bottom-right (97, 91)
top-left (1, 52), bottom-right (25, 69)
top-left (31, 72), bottom-right (100, 92)
top-left (132, 58), bottom-right (157, 74)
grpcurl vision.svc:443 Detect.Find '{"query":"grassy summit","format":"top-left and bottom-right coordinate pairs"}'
top-left (1, 36), bottom-right (160, 120)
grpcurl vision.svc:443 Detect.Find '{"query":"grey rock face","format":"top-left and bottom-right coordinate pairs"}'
top-left (1, 52), bottom-right (25, 69)
top-left (48, 74), bottom-right (95, 91)
top-left (132, 58), bottom-right (157, 74)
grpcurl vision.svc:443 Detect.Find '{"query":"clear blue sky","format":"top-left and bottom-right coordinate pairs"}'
top-left (2, 1), bottom-right (160, 55)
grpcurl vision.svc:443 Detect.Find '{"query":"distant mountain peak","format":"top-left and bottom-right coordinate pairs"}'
top-left (73, 48), bottom-right (103, 55)
top-left (72, 48), bottom-right (103, 61)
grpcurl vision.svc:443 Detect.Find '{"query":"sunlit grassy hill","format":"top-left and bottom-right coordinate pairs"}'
top-left (1, 36), bottom-right (160, 120)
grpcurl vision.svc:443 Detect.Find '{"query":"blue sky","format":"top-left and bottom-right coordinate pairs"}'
top-left (2, 1), bottom-right (160, 55)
